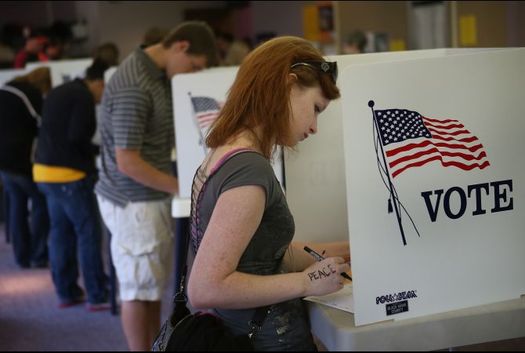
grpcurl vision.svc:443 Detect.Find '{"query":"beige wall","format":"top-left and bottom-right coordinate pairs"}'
top-left (75, 1), bottom-right (222, 60)
top-left (335, 1), bottom-right (525, 52)
top-left (507, 0), bottom-right (525, 46)
top-left (3, 1), bottom-right (523, 61)
top-left (336, 1), bottom-right (408, 52)
top-left (456, 1), bottom-right (507, 47)
top-left (456, 0), bottom-right (525, 47)
top-left (251, 1), bottom-right (310, 39)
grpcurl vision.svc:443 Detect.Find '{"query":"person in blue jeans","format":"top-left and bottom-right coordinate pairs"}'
top-left (37, 175), bottom-right (108, 309)
top-left (0, 173), bottom-right (49, 268)
top-left (34, 59), bottom-right (110, 311)
top-left (0, 67), bottom-right (52, 268)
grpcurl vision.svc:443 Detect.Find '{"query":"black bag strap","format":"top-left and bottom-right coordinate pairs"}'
top-left (174, 153), bottom-right (271, 338)
top-left (173, 227), bottom-right (270, 339)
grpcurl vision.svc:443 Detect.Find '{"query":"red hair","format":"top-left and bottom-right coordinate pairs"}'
top-left (206, 36), bottom-right (340, 159)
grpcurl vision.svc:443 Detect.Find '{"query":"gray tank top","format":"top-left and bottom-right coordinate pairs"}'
top-left (190, 149), bottom-right (316, 351)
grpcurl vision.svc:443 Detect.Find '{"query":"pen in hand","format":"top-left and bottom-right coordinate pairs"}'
top-left (304, 246), bottom-right (352, 281)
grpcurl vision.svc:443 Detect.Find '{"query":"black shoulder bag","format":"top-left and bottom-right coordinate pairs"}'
top-left (152, 223), bottom-right (269, 351)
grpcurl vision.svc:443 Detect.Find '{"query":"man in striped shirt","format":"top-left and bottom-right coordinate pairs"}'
top-left (95, 21), bottom-right (218, 351)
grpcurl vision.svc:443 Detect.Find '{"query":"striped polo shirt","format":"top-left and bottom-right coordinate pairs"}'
top-left (95, 47), bottom-right (174, 207)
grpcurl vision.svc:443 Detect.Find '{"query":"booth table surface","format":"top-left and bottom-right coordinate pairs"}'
top-left (172, 197), bottom-right (191, 218)
top-left (308, 296), bottom-right (525, 351)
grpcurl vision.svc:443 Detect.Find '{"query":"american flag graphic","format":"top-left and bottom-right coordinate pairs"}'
top-left (191, 96), bottom-right (220, 129)
top-left (375, 108), bottom-right (490, 178)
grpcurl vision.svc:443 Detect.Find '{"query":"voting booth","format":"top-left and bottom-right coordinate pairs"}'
top-left (302, 47), bottom-right (525, 350)
top-left (166, 47), bottom-right (525, 350)
top-left (0, 68), bottom-right (27, 85)
top-left (26, 58), bottom-right (92, 87)
top-left (0, 58), bottom-right (94, 88)
top-left (341, 47), bottom-right (525, 326)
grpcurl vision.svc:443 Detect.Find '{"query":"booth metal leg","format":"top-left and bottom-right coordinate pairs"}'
top-left (2, 187), bottom-right (9, 243)
top-left (173, 217), bottom-right (189, 294)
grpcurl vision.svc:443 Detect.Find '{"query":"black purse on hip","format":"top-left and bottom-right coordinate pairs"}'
top-left (152, 226), bottom-right (269, 351)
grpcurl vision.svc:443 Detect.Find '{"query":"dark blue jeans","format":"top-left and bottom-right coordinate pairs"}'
top-left (0, 171), bottom-right (49, 267)
top-left (37, 175), bottom-right (108, 304)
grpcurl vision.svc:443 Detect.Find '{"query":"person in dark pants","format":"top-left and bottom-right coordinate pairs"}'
top-left (0, 67), bottom-right (51, 268)
top-left (33, 59), bottom-right (110, 311)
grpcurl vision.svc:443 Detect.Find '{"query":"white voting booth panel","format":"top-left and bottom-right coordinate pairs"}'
top-left (172, 67), bottom-right (284, 203)
top-left (340, 48), bottom-right (525, 327)
top-left (0, 68), bottom-right (27, 85)
top-left (26, 58), bottom-right (92, 87)
top-left (284, 48), bottom-right (491, 243)
top-left (94, 66), bottom-right (118, 147)
top-left (104, 66), bottom-right (117, 82)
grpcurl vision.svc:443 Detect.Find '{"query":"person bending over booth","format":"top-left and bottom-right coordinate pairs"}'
top-left (95, 21), bottom-right (218, 351)
top-left (33, 59), bottom-right (110, 311)
top-left (0, 67), bottom-right (51, 269)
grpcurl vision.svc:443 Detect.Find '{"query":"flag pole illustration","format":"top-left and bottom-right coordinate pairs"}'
top-left (188, 92), bottom-right (221, 155)
top-left (369, 100), bottom-right (407, 245)
top-left (369, 100), bottom-right (490, 245)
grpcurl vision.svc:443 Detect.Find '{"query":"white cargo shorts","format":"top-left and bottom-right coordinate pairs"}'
top-left (97, 195), bottom-right (174, 301)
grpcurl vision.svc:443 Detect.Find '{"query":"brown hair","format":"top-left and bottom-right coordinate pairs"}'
top-left (12, 67), bottom-right (52, 94)
top-left (162, 21), bottom-right (218, 67)
top-left (143, 26), bottom-right (169, 47)
top-left (206, 36), bottom-right (340, 159)
top-left (93, 42), bottom-right (119, 67)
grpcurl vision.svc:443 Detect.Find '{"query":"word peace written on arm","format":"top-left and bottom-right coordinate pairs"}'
top-left (307, 263), bottom-right (337, 281)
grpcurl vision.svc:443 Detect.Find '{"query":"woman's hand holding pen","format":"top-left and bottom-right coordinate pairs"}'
top-left (302, 257), bottom-right (350, 297)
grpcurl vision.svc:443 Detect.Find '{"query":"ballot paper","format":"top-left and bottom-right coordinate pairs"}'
top-left (303, 284), bottom-right (354, 313)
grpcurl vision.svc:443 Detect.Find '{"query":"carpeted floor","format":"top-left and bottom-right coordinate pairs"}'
top-left (0, 222), bottom-right (173, 351)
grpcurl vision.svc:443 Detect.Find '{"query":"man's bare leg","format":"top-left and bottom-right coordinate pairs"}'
top-left (121, 300), bottom-right (161, 351)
